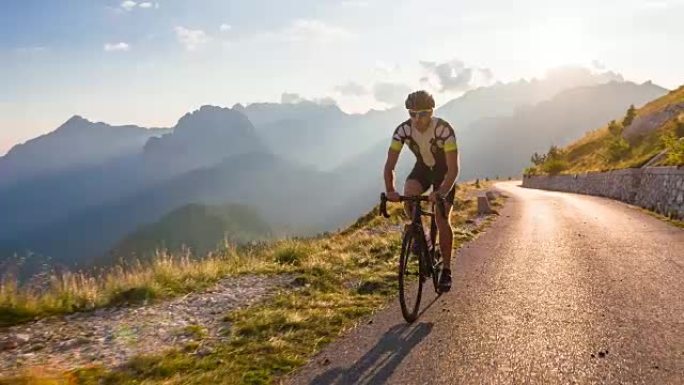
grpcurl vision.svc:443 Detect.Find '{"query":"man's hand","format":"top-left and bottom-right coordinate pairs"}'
top-left (428, 190), bottom-right (440, 203)
top-left (428, 190), bottom-right (447, 203)
top-left (386, 190), bottom-right (401, 202)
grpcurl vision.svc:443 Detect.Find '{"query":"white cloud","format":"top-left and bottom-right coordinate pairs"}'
top-left (121, 1), bottom-right (137, 11)
top-left (120, 1), bottom-right (158, 11)
top-left (420, 59), bottom-right (494, 92)
top-left (341, 0), bottom-right (369, 7)
top-left (374, 60), bottom-right (398, 75)
top-left (281, 92), bottom-right (304, 104)
top-left (175, 26), bottom-right (209, 51)
top-left (104, 42), bottom-right (131, 52)
top-left (592, 60), bottom-right (606, 70)
top-left (641, 0), bottom-right (671, 8)
top-left (315, 96), bottom-right (337, 106)
top-left (334, 81), bottom-right (368, 96)
top-left (15, 46), bottom-right (48, 54)
top-left (281, 92), bottom-right (337, 106)
top-left (257, 19), bottom-right (355, 44)
top-left (220, 23), bottom-right (232, 32)
top-left (373, 82), bottom-right (411, 106)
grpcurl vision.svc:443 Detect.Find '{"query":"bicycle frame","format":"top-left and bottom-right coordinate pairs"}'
top-left (408, 200), bottom-right (437, 260)
top-left (381, 193), bottom-right (445, 283)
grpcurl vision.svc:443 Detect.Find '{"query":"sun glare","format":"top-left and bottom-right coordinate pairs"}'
top-left (523, 19), bottom-right (593, 73)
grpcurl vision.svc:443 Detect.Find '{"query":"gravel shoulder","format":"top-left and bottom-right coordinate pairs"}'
top-left (0, 274), bottom-right (292, 375)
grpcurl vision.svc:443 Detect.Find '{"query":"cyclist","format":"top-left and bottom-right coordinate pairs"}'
top-left (383, 90), bottom-right (460, 292)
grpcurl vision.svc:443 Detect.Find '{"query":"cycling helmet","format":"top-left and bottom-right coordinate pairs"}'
top-left (405, 90), bottom-right (435, 110)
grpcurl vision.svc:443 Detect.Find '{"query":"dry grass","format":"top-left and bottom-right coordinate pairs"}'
top-left (636, 85), bottom-right (684, 117)
top-left (0, 247), bottom-right (276, 327)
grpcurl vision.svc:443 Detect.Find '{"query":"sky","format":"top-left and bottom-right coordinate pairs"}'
top-left (1, 0), bottom-right (683, 155)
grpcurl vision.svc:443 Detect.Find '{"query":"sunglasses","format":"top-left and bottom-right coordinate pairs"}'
top-left (409, 109), bottom-right (432, 118)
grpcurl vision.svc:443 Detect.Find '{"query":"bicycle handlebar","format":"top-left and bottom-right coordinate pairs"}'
top-left (379, 192), bottom-right (447, 219)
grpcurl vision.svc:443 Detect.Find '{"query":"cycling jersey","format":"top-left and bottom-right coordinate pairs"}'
top-left (389, 117), bottom-right (458, 170)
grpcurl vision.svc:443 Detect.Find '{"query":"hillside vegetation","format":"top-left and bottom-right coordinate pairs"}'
top-left (525, 85), bottom-right (684, 175)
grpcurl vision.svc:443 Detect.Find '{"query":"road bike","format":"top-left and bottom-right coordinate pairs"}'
top-left (379, 193), bottom-right (447, 322)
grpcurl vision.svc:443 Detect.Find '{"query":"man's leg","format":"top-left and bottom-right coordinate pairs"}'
top-left (403, 179), bottom-right (425, 218)
top-left (435, 182), bottom-right (455, 291)
top-left (435, 201), bottom-right (454, 267)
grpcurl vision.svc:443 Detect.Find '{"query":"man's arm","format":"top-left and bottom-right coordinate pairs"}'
top-left (438, 150), bottom-right (460, 195)
top-left (384, 149), bottom-right (400, 193)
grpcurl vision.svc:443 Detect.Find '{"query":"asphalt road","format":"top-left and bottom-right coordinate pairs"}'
top-left (286, 181), bottom-right (684, 385)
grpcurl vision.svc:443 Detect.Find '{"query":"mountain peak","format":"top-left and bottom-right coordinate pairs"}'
top-left (55, 115), bottom-right (96, 133)
top-left (63, 114), bottom-right (92, 126)
top-left (175, 105), bottom-right (252, 132)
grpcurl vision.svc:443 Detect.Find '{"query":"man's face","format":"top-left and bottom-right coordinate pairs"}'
top-left (410, 109), bottom-right (433, 130)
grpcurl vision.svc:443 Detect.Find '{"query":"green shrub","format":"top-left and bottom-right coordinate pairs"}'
top-left (546, 145), bottom-right (562, 160)
top-left (675, 119), bottom-right (684, 138)
top-left (608, 120), bottom-right (623, 136)
top-left (530, 152), bottom-right (546, 165)
top-left (541, 158), bottom-right (569, 175)
top-left (273, 243), bottom-right (309, 266)
top-left (523, 166), bottom-right (539, 176)
top-left (662, 132), bottom-right (684, 165)
top-left (606, 136), bottom-right (630, 161)
top-left (622, 105), bottom-right (636, 127)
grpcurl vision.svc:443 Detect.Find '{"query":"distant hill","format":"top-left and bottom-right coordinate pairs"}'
top-left (460, 81), bottom-right (667, 179)
top-left (0, 152), bottom-right (334, 268)
top-left (0, 106), bottom-right (265, 242)
top-left (240, 67), bottom-right (625, 172)
top-left (436, 66), bottom-right (625, 130)
top-left (238, 101), bottom-right (405, 170)
top-left (0, 116), bottom-right (168, 188)
top-left (530, 85), bottom-right (684, 174)
top-left (144, 105), bottom-right (267, 177)
top-left (110, 203), bottom-right (272, 260)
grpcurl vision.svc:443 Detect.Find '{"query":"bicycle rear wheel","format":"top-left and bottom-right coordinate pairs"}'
top-left (399, 227), bottom-right (423, 323)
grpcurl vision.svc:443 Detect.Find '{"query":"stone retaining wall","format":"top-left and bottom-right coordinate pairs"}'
top-left (522, 167), bottom-right (684, 219)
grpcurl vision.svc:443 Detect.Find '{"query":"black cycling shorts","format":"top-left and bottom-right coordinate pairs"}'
top-left (406, 163), bottom-right (456, 203)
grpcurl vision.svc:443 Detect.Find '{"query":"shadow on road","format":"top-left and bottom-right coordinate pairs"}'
top-left (306, 321), bottom-right (434, 385)
top-left (418, 292), bottom-right (441, 318)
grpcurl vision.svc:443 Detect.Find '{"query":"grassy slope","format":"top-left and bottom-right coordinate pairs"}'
top-left (533, 85), bottom-right (684, 174)
top-left (0, 181), bottom-right (505, 385)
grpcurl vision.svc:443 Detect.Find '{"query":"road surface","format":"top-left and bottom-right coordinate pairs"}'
top-left (287, 181), bottom-right (684, 385)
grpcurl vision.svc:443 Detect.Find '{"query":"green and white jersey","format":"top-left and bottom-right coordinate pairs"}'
top-left (389, 117), bottom-right (458, 169)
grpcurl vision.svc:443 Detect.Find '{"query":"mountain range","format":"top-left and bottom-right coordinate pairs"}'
top-left (0, 68), bottom-right (669, 275)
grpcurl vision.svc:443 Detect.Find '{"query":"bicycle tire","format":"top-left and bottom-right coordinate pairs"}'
top-left (399, 227), bottom-right (423, 323)
top-left (431, 248), bottom-right (443, 294)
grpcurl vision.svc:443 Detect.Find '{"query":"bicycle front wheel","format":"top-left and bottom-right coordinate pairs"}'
top-left (399, 227), bottom-right (423, 323)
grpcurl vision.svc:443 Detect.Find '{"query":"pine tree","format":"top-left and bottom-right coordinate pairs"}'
top-left (622, 105), bottom-right (636, 127)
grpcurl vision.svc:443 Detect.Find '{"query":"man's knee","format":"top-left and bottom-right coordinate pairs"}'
top-left (403, 179), bottom-right (423, 196)
top-left (436, 206), bottom-right (453, 227)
